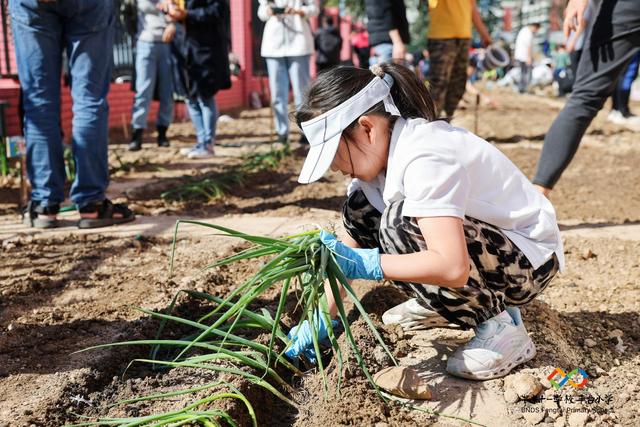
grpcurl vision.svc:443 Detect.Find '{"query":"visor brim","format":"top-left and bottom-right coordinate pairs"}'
top-left (297, 132), bottom-right (342, 184)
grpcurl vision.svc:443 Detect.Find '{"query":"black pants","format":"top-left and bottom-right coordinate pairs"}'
top-left (516, 61), bottom-right (532, 94)
top-left (533, 22), bottom-right (640, 188)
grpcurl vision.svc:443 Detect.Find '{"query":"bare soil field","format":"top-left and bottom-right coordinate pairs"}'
top-left (1, 89), bottom-right (639, 427)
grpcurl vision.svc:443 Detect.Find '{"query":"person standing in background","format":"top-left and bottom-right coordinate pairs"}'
top-left (364, 0), bottom-right (410, 65)
top-left (607, 52), bottom-right (640, 126)
top-left (513, 23), bottom-right (541, 94)
top-left (533, 0), bottom-right (640, 197)
top-left (258, 0), bottom-right (318, 145)
top-left (315, 15), bottom-right (343, 73)
top-left (427, 0), bottom-right (492, 119)
top-left (129, 0), bottom-right (176, 151)
top-left (351, 24), bottom-right (370, 69)
top-left (12, 0), bottom-right (135, 229)
top-left (162, 0), bottom-right (232, 159)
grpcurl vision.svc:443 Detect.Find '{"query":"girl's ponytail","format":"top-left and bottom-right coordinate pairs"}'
top-left (295, 62), bottom-right (437, 134)
top-left (373, 62), bottom-right (437, 122)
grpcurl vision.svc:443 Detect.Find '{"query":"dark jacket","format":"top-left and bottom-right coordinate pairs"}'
top-left (314, 26), bottom-right (343, 66)
top-left (364, 0), bottom-right (410, 48)
top-left (183, 0), bottom-right (231, 99)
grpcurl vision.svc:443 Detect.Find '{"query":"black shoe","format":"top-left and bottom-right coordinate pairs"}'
top-left (22, 201), bottom-right (60, 229)
top-left (157, 125), bottom-right (170, 147)
top-left (129, 128), bottom-right (143, 151)
top-left (77, 199), bottom-right (135, 229)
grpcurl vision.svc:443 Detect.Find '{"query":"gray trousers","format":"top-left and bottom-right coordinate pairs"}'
top-left (533, 23), bottom-right (640, 188)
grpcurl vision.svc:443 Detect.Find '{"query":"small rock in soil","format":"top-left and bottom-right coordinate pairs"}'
top-left (608, 329), bottom-right (623, 338)
top-left (508, 373), bottom-right (543, 399)
top-left (617, 392), bottom-right (630, 404)
top-left (567, 412), bottom-right (589, 427)
top-left (554, 418), bottom-right (566, 427)
top-left (580, 249), bottom-right (596, 260)
top-left (583, 338), bottom-right (597, 348)
top-left (614, 336), bottom-right (627, 353)
top-left (523, 407), bottom-right (546, 425)
top-left (504, 388), bottom-right (519, 403)
top-left (373, 345), bottom-right (392, 366)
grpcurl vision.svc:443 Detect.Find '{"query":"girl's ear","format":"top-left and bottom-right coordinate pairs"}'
top-left (357, 115), bottom-right (375, 143)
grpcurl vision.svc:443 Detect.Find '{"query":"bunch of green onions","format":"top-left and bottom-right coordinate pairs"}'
top-left (71, 221), bottom-right (395, 426)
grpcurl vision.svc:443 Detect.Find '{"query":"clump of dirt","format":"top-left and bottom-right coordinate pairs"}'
top-left (59, 249), bottom-right (302, 426)
top-left (291, 283), bottom-right (436, 427)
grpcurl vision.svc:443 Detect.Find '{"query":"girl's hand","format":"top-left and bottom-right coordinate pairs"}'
top-left (320, 231), bottom-right (383, 281)
top-left (285, 316), bottom-right (338, 364)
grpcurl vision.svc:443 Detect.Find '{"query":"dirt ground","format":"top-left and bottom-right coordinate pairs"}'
top-left (1, 88), bottom-right (639, 427)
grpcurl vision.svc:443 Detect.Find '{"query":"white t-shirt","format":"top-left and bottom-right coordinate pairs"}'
top-left (514, 26), bottom-right (534, 63)
top-left (348, 118), bottom-right (565, 271)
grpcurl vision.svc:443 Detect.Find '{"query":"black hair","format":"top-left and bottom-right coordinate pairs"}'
top-left (295, 62), bottom-right (437, 137)
top-left (322, 15), bottom-right (334, 27)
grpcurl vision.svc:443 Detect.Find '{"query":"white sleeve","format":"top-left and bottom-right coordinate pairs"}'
top-left (300, 0), bottom-right (319, 17)
top-left (346, 178), bottom-right (360, 196)
top-left (257, 0), bottom-right (271, 22)
top-left (401, 154), bottom-right (470, 219)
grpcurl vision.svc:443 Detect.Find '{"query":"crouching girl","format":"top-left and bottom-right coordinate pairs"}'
top-left (285, 62), bottom-right (564, 380)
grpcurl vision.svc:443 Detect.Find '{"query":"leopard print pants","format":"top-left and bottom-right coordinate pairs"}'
top-left (343, 189), bottom-right (559, 328)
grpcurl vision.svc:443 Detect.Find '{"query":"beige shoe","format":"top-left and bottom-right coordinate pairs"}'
top-left (373, 366), bottom-right (432, 400)
top-left (382, 298), bottom-right (458, 331)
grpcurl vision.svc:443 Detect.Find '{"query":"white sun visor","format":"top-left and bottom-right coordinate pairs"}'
top-left (297, 73), bottom-right (400, 184)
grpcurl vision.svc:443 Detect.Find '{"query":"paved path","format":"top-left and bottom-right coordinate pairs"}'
top-left (0, 209), bottom-right (342, 242)
top-left (2, 211), bottom-right (639, 243)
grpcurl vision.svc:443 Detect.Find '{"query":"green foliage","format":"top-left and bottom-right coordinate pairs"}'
top-left (323, 0), bottom-right (366, 19)
top-left (64, 145), bottom-right (76, 182)
top-left (72, 224), bottom-right (396, 426)
top-left (161, 145), bottom-right (290, 203)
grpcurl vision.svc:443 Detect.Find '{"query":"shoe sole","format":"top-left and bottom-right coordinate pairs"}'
top-left (77, 215), bottom-right (136, 229)
top-left (23, 216), bottom-right (59, 229)
top-left (187, 154), bottom-right (215, 159)
top-left (446, 338), bottom-right (536, 380)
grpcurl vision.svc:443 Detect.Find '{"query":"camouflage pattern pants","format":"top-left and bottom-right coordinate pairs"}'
top-left (342, 189), bottom-right (560, 328)
top-left (427, 38), bottom-right (471, 118)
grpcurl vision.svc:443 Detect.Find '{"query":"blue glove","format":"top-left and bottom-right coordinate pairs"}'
top-left (285, 314), bottom-right (338, 364)
top-left (320, 230), bottom-right (384, 281)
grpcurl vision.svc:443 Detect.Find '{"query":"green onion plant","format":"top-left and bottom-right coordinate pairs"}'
top-left (70, 221), bottom-right (396, 426)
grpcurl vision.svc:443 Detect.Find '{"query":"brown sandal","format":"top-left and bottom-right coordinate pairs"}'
top-left (77, 199), bottom-right (135, 229)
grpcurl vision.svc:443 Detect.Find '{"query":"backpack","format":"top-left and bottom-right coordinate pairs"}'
top-left (315, 28), bottom-right (342, 65)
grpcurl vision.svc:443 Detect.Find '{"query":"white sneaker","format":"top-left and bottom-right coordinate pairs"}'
top-left (621, 114), bottom-right (640, 127)
top-left (607, 110), bottom-right (626, 124)
top-left (179, 145), bottom-right (197, 156)
top-left (446, 308), bottom-right (536, 380)
top-left (382, 298), bottom-right (458, 331)
top-left (187, 145), bottom-right (215, 159)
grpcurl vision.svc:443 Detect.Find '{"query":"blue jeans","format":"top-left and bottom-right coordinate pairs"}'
top-left (186, 96), bottom-right (217, 146)
top-left (131, 40), bottom-right (174, 129)
top-left (370, 43), bottom-right (393, 66)
top-left (265, 55), bottom-right (311, 139)
top-left (620, 52), bottom-right (640, 91)
top-left (10, 0), bottom-right (114, 209)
